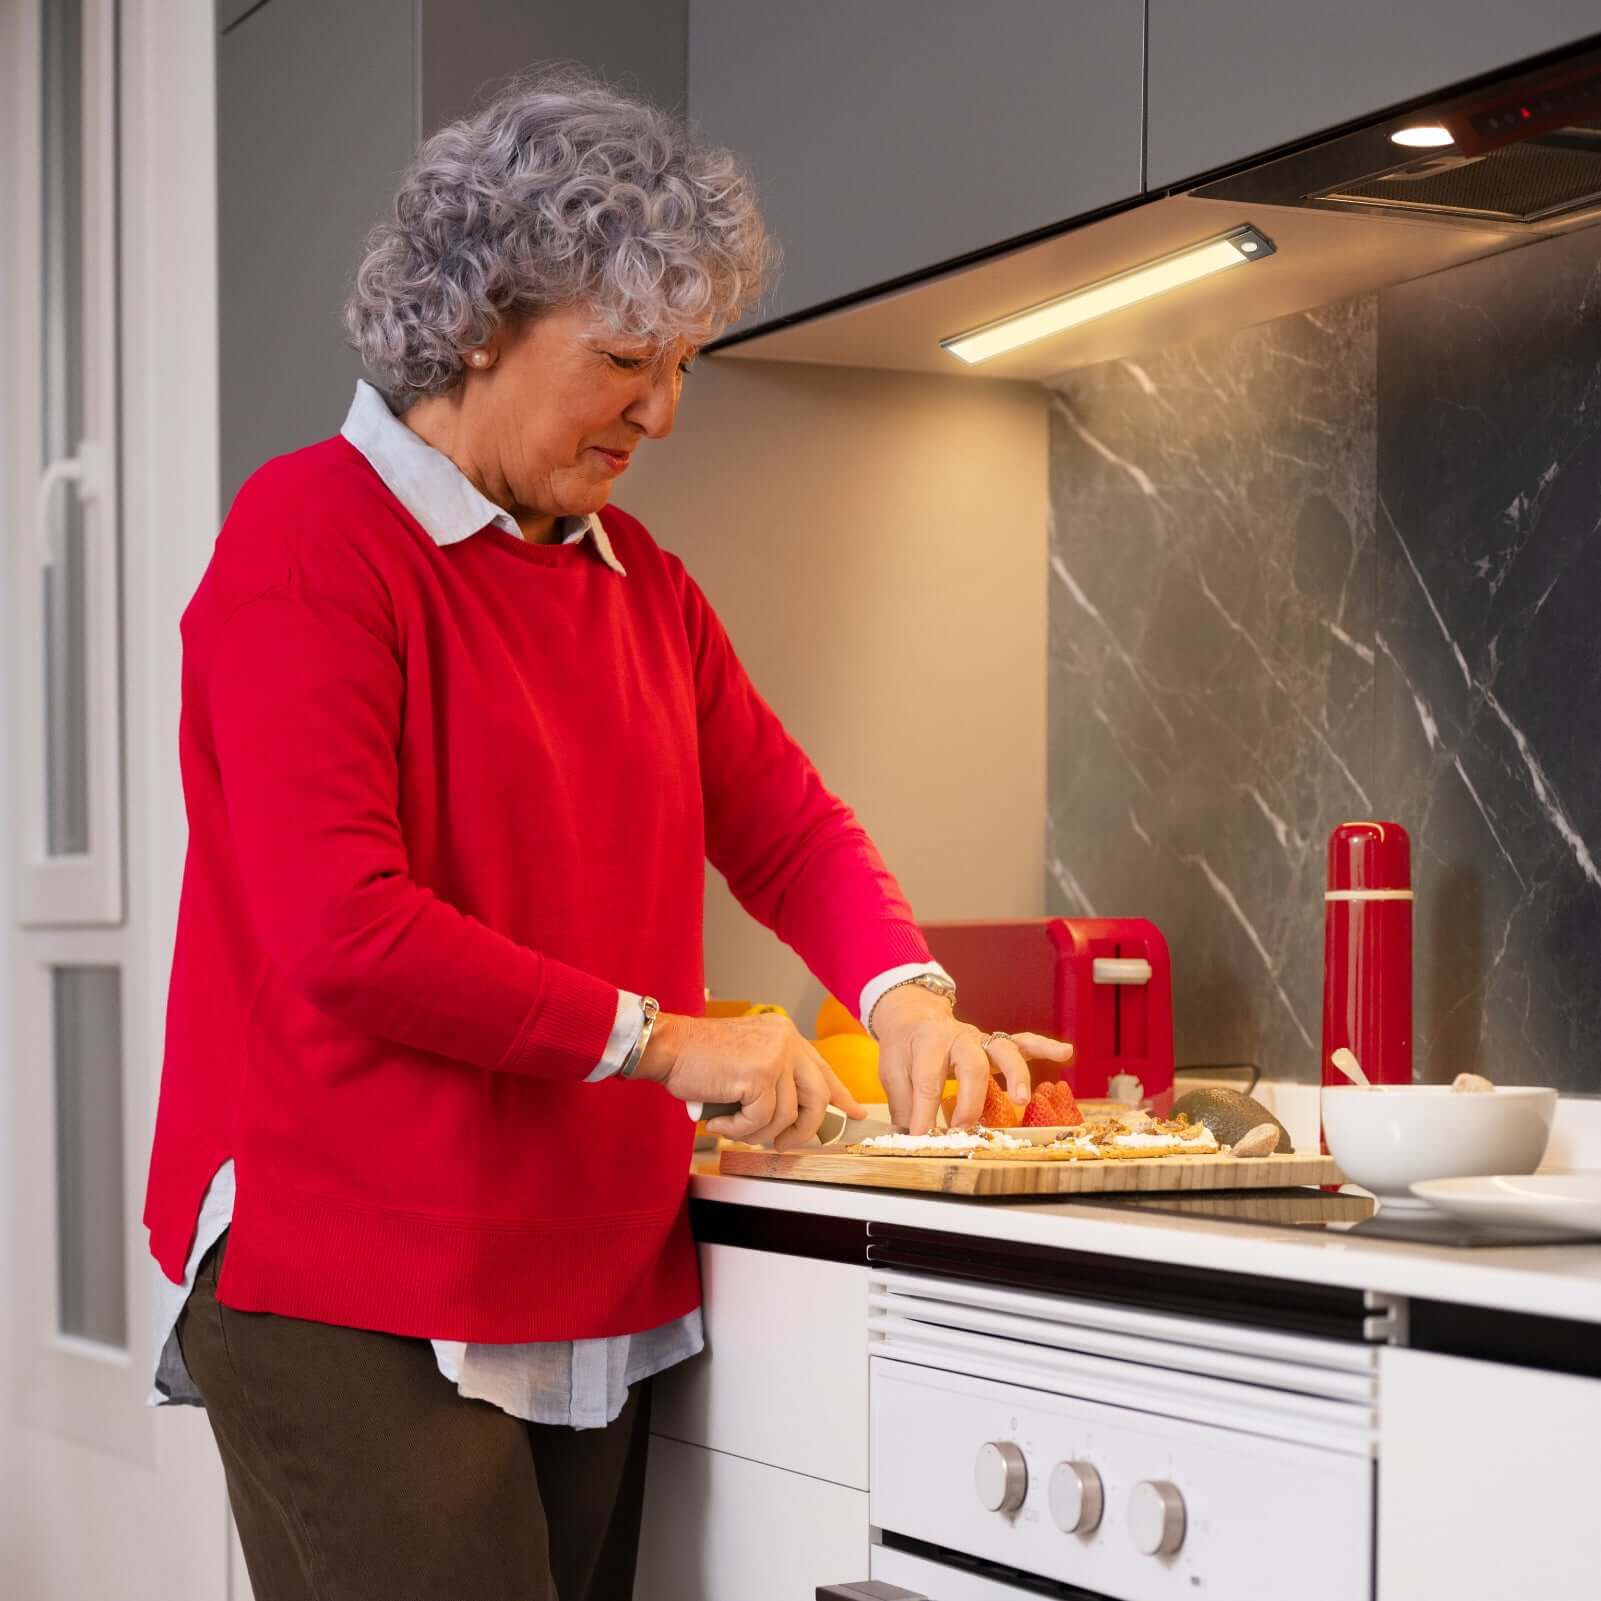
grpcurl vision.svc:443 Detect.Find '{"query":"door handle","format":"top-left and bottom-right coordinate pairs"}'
top-left (36, 442), bottom-right (106, 565)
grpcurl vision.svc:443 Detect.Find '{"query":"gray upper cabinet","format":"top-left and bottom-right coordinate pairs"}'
top-left (217, 0), bottom-right (415, 507)
top-left (690, 1), bottom-right (1145, 330)
top-left (1147, 1), bottom-right (1601, 192)
top-left (216, 0), bottom-right (688, 508)
top-left (419, 0), bottom-right (687, 133)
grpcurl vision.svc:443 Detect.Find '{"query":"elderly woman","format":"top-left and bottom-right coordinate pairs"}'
top-left (142, 67), bottom-right (1069, 1601)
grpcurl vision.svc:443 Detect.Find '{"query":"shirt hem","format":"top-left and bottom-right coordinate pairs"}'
top-left (217, 1178), bottom-right (701, 1344)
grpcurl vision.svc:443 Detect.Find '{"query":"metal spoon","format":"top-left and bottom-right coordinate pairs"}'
top-left (1329, 1047), bottom-right (1372, 1088)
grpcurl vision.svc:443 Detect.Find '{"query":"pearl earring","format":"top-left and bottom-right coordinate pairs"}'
top-left (469, 350), bottom-right (488, 368)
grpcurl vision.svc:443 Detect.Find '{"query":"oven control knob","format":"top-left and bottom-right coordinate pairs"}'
top-left (974, 1441), bottom-right (1028, 1513)
top-left (1048, 1460), bottom-right (1104, 1534)
top-left (1129, 1479), bottom-right (1186, 1555)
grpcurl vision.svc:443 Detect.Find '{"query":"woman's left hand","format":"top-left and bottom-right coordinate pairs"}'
top-left (870, 985), bottom-right (1075, 1135)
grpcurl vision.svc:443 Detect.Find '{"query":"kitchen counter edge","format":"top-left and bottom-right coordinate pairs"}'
top-left (688, 1162), bottom-right (1601, 1326)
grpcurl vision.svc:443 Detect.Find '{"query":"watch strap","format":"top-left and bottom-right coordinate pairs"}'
top-left (866, 973), bottom-right (956, 1040)
top-left (618, 995), bottom-right (660, 1080)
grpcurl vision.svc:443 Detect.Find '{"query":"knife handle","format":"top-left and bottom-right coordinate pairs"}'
top-left (688, 1101), bottom-right (852, 1148)
top-left (686, 1100), bottom-right (743, 1122)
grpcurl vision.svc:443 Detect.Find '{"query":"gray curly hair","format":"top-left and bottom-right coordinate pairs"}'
top-left (344, 65), bottom-right (779, 405)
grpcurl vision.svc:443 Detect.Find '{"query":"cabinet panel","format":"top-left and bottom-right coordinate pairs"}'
top-left (651, 1243), bottom-right (868, 1488)
top-left (419, 0), bottom-right (687, 133)
top-left (635, 1437), bottom-right (869, 1601)
top-left (1148, 2), bottom-right (1601, 192)
top-left (216, 0), bottom-right (414, 507)
top-left (1378, 1348), bottom-right (1601, 1601)
top-left (690, 1), bottom-right (1144, 329)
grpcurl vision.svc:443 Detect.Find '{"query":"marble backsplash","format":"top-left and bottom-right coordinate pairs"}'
top-left (1047, 224), bottom-right (1601, 1093)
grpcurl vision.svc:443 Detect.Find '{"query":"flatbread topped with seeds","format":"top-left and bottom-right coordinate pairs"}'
top-left (843, 1128), bottom-right (1034, 1158)
top-left (849, 1116), bottom-right (1224, 1161)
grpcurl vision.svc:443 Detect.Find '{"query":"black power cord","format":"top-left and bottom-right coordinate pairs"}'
top-left (1173, 1061), bottom-right (1262, 1095)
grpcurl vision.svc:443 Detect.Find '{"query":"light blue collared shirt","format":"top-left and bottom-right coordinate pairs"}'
top-left (148, 382), bottom-right (949, 1429)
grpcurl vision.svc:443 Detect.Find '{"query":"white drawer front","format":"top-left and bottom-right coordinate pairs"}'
top-left (636, 1436), bottom-right (869, 1601)
top-left (1379, 1349), bottom-right (1601, 1601)
top-left (652, 1244), bottom-right (868, 1488)
top-left (871, 1358), bottom-right (1371, 1601)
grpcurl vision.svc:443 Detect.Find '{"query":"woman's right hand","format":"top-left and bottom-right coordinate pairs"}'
top-left (636, 1011), bottom-right (868, 1150)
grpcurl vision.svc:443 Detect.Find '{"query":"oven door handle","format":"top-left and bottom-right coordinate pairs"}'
top-left (816, 1585), bottom-right (929, 1600)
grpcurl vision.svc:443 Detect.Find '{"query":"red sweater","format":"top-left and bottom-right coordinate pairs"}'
top-left (142, 437), bottom-right (932, 1341)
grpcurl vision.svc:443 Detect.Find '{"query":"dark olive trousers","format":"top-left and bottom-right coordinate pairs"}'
top-left (176, 1229), bottom-right (652, 1601)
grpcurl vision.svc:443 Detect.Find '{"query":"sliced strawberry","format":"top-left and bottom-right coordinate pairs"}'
top-left (1020, 1093), bottom-right (1057, 1127)
top-left (1043, 1080), bottom-right (1084, 1126)
top-left (979, 1075), bottom-right (1023, 1128)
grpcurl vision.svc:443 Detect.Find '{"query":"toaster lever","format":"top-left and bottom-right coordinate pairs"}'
top-left (1092, 957), bottom-right (1152, 985)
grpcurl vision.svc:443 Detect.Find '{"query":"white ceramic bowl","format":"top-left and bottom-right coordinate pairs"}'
top-left (1321, 1084), bottom-right (1557, 1204)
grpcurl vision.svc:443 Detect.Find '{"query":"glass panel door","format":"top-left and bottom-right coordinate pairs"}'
top-left (16, 0), bottom-right (123, 925)
top-left (41, 0), bottom-right (91, 858)
top-left (52, 965), bottom-right (126, 1347)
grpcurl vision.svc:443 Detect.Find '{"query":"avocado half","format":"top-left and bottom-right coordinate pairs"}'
top-left (1170, 1087), bottom-right (1294, 1152)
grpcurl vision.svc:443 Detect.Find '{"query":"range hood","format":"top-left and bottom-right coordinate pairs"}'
top-left (1197, 48), bottom-right (1601, 229)
top-left (716, 41), bottom-right (1601, 382)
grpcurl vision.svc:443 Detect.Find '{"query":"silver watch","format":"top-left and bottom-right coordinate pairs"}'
top-left (867, 974), bottom-right (956, 1040)
top-left (618, 995), bottom-right (660, 1080)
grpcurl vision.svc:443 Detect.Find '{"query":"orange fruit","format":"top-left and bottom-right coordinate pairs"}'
top-left (815, 994), bottom-right (868, 1039)
top-left (812, 1032), bottom-right (882, 1105)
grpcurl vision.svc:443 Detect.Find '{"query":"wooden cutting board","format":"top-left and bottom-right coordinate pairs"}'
top-left (717, 1146), bottom-right (1342, 1197)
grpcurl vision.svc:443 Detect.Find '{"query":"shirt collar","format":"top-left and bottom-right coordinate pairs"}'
top-left (339, 380), bottom-right (627, 577)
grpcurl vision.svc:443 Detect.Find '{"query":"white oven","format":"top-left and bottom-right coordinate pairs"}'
top-left (820, 1268), bottom-right (1379, 1601)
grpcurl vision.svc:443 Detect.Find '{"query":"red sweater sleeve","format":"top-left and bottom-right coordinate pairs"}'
top-left (205, 579), bottom-right (618, 1081)
top-left (679, 569), bottom-right (933, 1007)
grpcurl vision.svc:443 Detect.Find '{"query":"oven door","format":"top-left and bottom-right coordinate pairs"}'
top-left (857, 1269), bottom-right (1377, 1601)
top-left (876, 1541), bottom-right (1086, 1597)
top-left (819, 1541), bottom-right (1068, 1598)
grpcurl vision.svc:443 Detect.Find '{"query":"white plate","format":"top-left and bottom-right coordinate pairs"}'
top-left (1409, 1172), bottom-right (1601, 1235)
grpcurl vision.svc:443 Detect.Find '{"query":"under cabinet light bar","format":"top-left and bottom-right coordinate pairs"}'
top-left (941, 225), bottom-right (1276, 365)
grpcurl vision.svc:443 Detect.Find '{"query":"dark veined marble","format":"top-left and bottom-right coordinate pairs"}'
top-left (1374, 228), bottom-right (1601, 1093)
top-left (1048, 221), bottom-right (1601, 1092)
top-left (1047, 298), bottom-right (1379, 1080)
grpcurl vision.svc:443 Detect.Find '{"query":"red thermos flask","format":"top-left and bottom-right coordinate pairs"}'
top-left (1321, 823), bottom-right (1413, 1125)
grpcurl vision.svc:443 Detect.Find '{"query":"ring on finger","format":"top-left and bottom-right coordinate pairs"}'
top-left (981, 1030), bottom-right (1013, 1048)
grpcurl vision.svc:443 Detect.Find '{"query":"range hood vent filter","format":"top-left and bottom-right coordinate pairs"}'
top-left (1316, 131), bottom-right (1601, 224)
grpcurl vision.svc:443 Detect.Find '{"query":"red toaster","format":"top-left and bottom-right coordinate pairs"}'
top-left (921, 917), bottom-right (1176, 1114)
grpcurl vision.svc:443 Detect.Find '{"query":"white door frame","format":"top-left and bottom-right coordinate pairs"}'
top-left (2, 1), bottom-right (235, 1595)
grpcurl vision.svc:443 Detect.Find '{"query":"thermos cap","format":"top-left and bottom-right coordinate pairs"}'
top-left (1326, 820), bottom-right (1412, 893)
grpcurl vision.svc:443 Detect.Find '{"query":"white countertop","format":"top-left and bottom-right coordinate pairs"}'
top-left (690, 1161), bottom-right (1601, 1326)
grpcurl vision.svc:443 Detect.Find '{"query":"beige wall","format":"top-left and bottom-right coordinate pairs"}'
top-left (621, 356), bottom-right (1049, 1028)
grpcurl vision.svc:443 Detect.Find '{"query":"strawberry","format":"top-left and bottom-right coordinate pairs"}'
top-left (1046, 1080), bottom-right (1085, 1126)
top-left (979, 1075), bottom-right (1023, 1128)
top-left (1020, 1091), bottom-right (1057, 1127)
top-left (1024, 1080), bottom-right (1082, 1127)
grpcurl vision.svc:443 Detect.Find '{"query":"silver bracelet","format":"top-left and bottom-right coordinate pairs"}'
top-left (618, 995), bottom-right (660, 1080)
top-left (866, 974), bottom-right (956, 1040)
